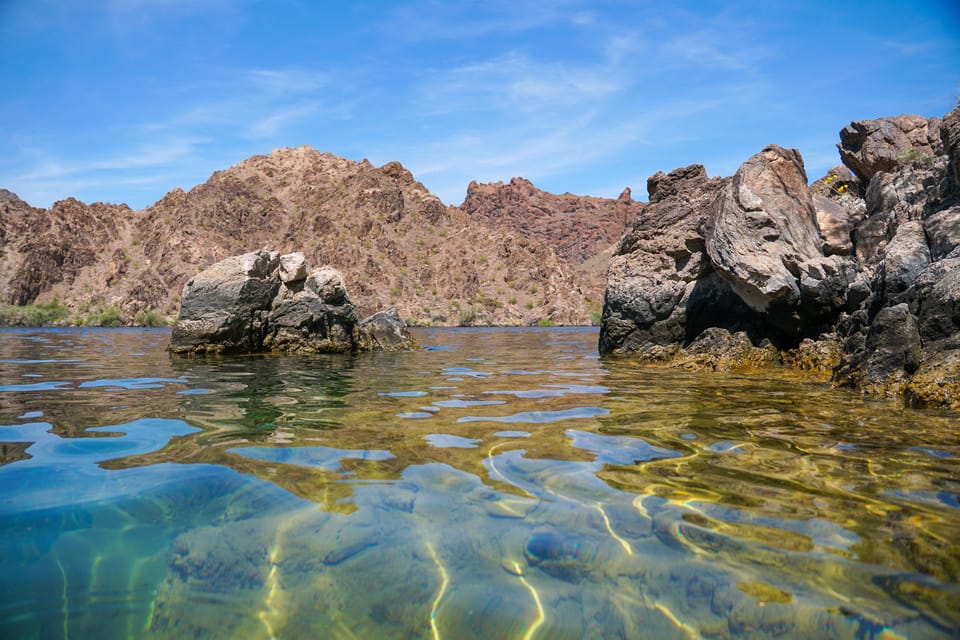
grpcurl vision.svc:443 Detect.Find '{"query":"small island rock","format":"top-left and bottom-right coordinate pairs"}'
top-left (169, 250), bottom-right (418, 354)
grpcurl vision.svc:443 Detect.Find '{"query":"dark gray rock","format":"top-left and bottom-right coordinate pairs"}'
top-left (169, 250), bottom-right (281, 353)
top-left (704, 145), bottom-right (852, 337)
top-left (357, 310), bottom-right (419, 351)
top-left (865, 304), bottom-right (922, 382)
top-left (924, 205), bottom-right (960, 260)
top-left (879, 220), bottom-right (930, 296)
top-left (704, 146), bottom-right (824, 312)
top-left (942, 106), bottom-right (960, 189)
top-left (170, 251), bottom-right (417, 354)
top-left (599, 165), bottom-right (726, 355)
top-left (901, 257), bottom-right (960, 347)
top-left (262, 278), bottom-right (358, 353)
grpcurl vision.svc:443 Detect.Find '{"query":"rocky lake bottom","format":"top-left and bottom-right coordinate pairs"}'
top-left (0, 327), bottom-right (958, 639)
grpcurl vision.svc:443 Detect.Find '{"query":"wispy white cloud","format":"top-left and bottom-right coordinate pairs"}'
top-left (385, 0), bottom-right (590, 41)
top-left (246, 103), bottom-right (322, 139)
top-left (9, 136), bottom-right (209, 182)
top-left (245, 69), bottom-right (329, 95)
top-left (92, 136), bottom-right (212, 171)
top-left (879, 39), bottom-right (940, 57)
top-left (416, 49), bottom-right (626, 118)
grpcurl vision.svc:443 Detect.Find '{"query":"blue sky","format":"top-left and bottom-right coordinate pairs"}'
top-left (1, 0), bottom-right (958, 210)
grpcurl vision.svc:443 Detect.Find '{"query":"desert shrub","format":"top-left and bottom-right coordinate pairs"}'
top-left (133, 309), bottom-right (168, 327)
top-left (83, 305), bottom-right (125, 327)
top-left (0, 301), bottom-right (70, 326)
top-left (896, 149), bottom-right (934, 166)
top-left (459, 307), bottom-right (478, 326)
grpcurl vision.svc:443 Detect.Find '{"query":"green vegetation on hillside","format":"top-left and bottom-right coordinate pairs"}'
top-left (0, 301), bottom-right (70, 326)
top-left (0, 302), bottom-right (169, 328)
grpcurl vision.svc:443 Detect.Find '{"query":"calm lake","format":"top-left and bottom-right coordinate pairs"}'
top-left (0, 327), bottom-right (958, 639)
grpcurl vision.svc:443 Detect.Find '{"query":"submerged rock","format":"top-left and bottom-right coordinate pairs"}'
top-left (601, 105), bottom-right (960, 408)
top-left (169, 250), bottom-right (418, 354)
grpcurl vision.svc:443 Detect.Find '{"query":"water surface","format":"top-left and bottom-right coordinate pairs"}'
top-left (0, 327), bottom-right (958, 638)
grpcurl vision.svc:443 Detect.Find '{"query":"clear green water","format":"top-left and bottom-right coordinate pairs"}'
top-left (0, 327), bottom-right (958, 639)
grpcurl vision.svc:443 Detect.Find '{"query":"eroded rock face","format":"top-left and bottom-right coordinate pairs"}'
top-left (599, 165), bottom-right (733, 354)
top-left (704, 145), bottom-right (853, 336)
top-left (169, 250), bottom-right (417, 354)
top-left (602, 105), bottom-right (960, 408)
top-left (601, 149), bottom-right (854, 355)
top-left (460, 176), bottom-right (641, 265)
top-left (460, 176), bottom-right (643, 317)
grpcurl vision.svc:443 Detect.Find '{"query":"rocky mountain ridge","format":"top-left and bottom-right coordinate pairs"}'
top-left (1, 146), bottom-right (627, 327)
top-left (459, 176), bottom-right (642, 316)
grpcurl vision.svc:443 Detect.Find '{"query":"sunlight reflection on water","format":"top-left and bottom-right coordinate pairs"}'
top-left (0, 326), bottom-right (957, 638)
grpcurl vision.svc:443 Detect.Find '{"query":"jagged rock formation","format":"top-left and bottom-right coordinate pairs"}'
top-left (169, 250), bottom-right (417, 354)
top-left (601, 105), bottom-right (960, 408)
top-left (0, 148), bottom-right (593, 326)
top-left (0, 192), bottom-right (135, 307)
top-left (460, 177), bottom-right (642, 315)
top-left (600, 164), bottom-right (728, 352)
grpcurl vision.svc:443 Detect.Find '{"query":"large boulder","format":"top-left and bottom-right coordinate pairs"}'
top-left (838, 114), bottom-right (943, 183)
top-left (704, 145), bottom-right (852, 336)
top-left (600, 149), bottom-right (855, 357)
top-left (356, 310), bottom-right (416, 351)
top-left (169, 250), bottom-right (282, 353)
top-left (170, 250), bottom-right (417, 354)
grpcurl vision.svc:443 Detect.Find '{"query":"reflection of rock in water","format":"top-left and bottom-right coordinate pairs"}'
top-left (168, 351), bottom-right (357, 437)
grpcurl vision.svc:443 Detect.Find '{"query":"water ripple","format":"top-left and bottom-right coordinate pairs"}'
top-left (423, 434), bottom-right (481, 449)
top-left (78, 377), bottom-right (186, 390)
top-left (457, 406), bottom-right (609, 424)
top-left (0, 381), bottom-right (72, 392)
top-left (567, 429), bottom-right (682, 465)
top-left (229, 446), bottom-right (395, 470)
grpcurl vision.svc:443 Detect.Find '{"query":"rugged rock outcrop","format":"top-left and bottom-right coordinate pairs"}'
top-left (704, 145), bottom-right (854, 337)
top-left (599, 164), bottom-right (730, 354)
top-left (169, 250), bottom-right (418, 354)
top-left (601, 105), bottom-right (960, 408)
top-left (0, 192), bottom-right (134, 308)
top-left (838, 114), bottom-right (943, 183)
